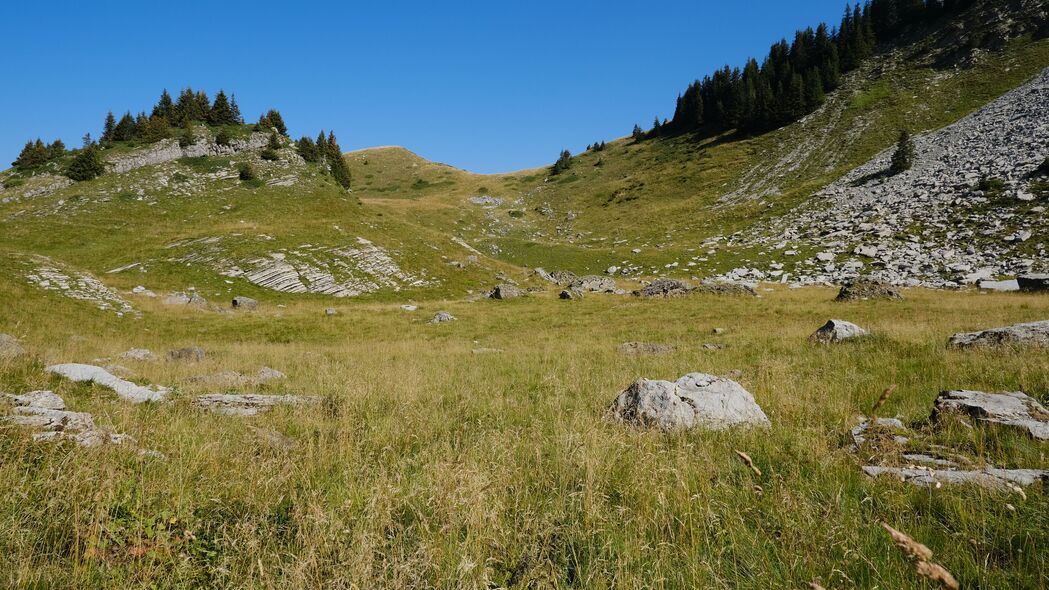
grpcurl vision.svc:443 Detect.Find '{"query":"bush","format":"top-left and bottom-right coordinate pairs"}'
top-left (260, 148), bottom-right (279, 161)
top-left (238, 162), bottom-right (256, 181)
top-left (976, 176), bottom-right (1005, 197)
top-left (3, 177), bottom-right (25, 189)
top-left (65, 146), bottom-right (106, 181)
top-left (178, 128), bottom-right (196, 148)
top-left (215, 129), bottom-right (231, 147)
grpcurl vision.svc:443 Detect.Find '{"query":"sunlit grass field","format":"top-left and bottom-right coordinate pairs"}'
top-left (1, 281), bottom-right (1046, 588)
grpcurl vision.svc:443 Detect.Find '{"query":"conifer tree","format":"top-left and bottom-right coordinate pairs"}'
top-left (229, 94), bottom-right (243, 124)
top-left (632, 124), bottom-right (643, 141)
top-left (12, 139), bottom-right (48, 170)
top-left (325, 131), bottom-right (351, 189)
top-left (209, 90), bottom-right (236, 126)
top-left (113, 112), bottom-right (137, 142)
top-left (152, 89), bottom-right (175, 123)
top-left (550, 149), bottom-right (572, 175)
top-left (264, 110), bottom-right (288, 136)
top-left (194, 90), bottom-right (210, 120)
top-left (46, 139), bottom-right (66, 160)
top-left (140, 115), bottom-right (171, 143)
top-left (176, 88), bottom-right (205, 124)
top-left (65, 145), bottom-right (105, 181)
top-left (889, 129), bottom-right (915, 174)
top-left (101, 111), bottom-right (117, 145)
top-left (296, 136), bottom-right (319, 162)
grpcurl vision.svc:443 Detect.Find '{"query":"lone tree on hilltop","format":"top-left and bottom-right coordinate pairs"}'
top-left (889, 129), bottom-right (915, 175)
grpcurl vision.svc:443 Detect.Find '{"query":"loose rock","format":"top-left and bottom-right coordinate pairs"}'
top-left (607, 373), bottom-right (770, 431)
top-left (862, 465), bottom-right (1048, 489)
top-left (1018, 274), bottom-right (1049, 292)
top-left (194, 393), bottom-right (320, 417)
top-left (634, 279), bottom-right (692, 298)
top-left (120, 348), bottom-right (156, 362)
top-left (429, 311), bottom-right (456, 324)
top-left (810, 319), bottom-right (869, 344)
top-left (836, 278), bottom-right (903, 301)
top-left (232, 296), bottom-right (258, 310)
top-left (167, 346), bottom-right (206, 362)
top-left (489, 284), bottom-right (522, 300)
top-left (617, 342), bottom-right (675, 356)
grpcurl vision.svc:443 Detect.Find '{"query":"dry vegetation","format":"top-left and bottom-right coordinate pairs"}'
top-left (1, 280), bottom-right (1046, 588)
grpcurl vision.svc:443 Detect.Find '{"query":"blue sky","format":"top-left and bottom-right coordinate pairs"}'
top-left (2, 1), bottom-right (849, 174)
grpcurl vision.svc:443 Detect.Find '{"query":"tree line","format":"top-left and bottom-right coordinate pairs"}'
top-left (648, 0), bottom-right (976, 140)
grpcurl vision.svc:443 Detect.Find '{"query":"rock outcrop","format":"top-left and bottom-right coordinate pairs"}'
top-left (947, 319), bottom-right (1049, 349)
top-left (608, 373), bottom-right (770, 431)
top-left (835, 278), bottom-right (903, 301)
top-left (862, 465), bottom-right (1048, 489)
top-left (45, 363), bottom-right (170, 403)
top-left (1018, 274), bottom-right (1049, 292)
top-left (3, 390), bottom-right (159, 455)
top-left (634, 279), bottom-right (692, 298)
top-left (232, 296), bottom-right (258, 310)
top-left (194, 393), bottom-right (320, 417)
top-left (569, 275), bottom-right (617, 293)
top-left (106, 133), bottom-right (272, 174)
top-left (932, 390), bottom-right (1049, 439)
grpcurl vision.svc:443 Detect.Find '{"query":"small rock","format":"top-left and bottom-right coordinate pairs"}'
top-left (401, 304), bottom-right (418, 312)
top-left (163, 291), bottom-right (207, 307)
top-left (429, 311), bottom-right (456, 324)
top-left (634, 279), bottom-right (692, 298)
top-left (325, 308), bottom-right (337, 316)
top-left (559, 289), bottom-right (580, 300)
top-left (0, 334), bottom-right (26, 360)
top-left (810, 319), bottom-right (869, 344)
top-left (489, 284), bottom-right (523, 300)
top-left (194, 394), bottom-right (320, 417)
top-left (232, 296), bottom-right (257, 310)
top-left (167, 347), bottom-right (206, 362)
top-left (120, 348), bottom-right (156, 362)
top-left (617, 342), bottom-right (675, 356)
top-left (255, 367), bottom-right (287, 383)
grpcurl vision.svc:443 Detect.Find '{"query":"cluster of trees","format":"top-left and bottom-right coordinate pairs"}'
top-left (11, 138), bottom-right (66, 170)
top-left (295, 131), bottom-right (352, 188)
top-left (550, 150), bottom-right (573, 175)
top-left (586, 141), bottom-right (607, 152)
top-left (645, 0), bottom-right (976, 140)
top-left (99, 88), bottom-right (248, 147)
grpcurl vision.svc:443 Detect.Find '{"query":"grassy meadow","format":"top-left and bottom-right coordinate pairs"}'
top-left (1, 280), bottom-right (1047, 589)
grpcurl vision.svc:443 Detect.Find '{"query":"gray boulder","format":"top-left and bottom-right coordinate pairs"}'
top-left (608, 373), bottom-right (770, 431)
top-left (0, 334), bottom-right (25, 360)
top-left (163, 291), bottom-right (207, 307)
top-left (167, 346), bottom-right (206, 362)
top-left (810, 319), bottom-right (869, 344)
top-left (634, 279), bottom-right (692, 298)
top-left (569, 275), bottom-right (616, 293)
top-left (1018, 274), bottom-right (1049, 292)
top-left (932, 390), bottom-right (1049, 440)
top-left (947, 320), bottom-right (1049, 349)
top-left (549, 270), bottom-right (578, 286)
top-left (232, 296), bottom-right (258, 310)
top-left (489, 284), bottom-right (522, 300)
top-left (120, 348), bottom-right (156, 361)
top-left (194, 393), bottom-right (320, 417)
top-left (559, 289), bottom-right (581, 300)
top-left (836, 278), bottom-right (903, 301)
top-left (429, 311), bottom-right (456, 324)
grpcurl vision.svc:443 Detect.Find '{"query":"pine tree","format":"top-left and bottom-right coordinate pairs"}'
top-left (12, 139), bottom-right (49, 170)
top-left (176, 88), bottom-right (205, 124)
top-left (325, 131), bottom-right (351, 189)
top-left (889, 129), bottom-right (915, 174)
top-left (140, 115), bottom-right (171, 143)
top-left (230, 94), bottom-right (243, 124)
top-left (133, 112), bottom-right (149, 139)
top-left (65, 145), bottom-right (105, 181)
top-left (113, 112), bottom-right (137, 142)
top-left (632, 124), bottom-right (643, 141)
top-left (264, 109), bottom-right (288, 136)
top-left (152, 89), bottom-right (175, 123)
top-left (46, 139), bottom-right (66, 160)
top-left (194, 90), bottom-right (210, 120)
top-left (260, 131), bottom-right (281, 160)
top-left (215, 128), bottom-right (231, 146)
top-left (209, 90), bottom-right (236, 126)
top-left (296, 136), bottom-right (319, 162)
top-left (101, 111), bottom-right (117, 145)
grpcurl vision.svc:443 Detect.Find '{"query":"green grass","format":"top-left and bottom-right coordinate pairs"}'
top-left (0, 279), bottom-right (1046, 588)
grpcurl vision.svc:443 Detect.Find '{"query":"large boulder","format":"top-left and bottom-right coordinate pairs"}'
top-left (835, 278), bottom-right (903, 301)
top-left (932, 390), bottom-right (1049, 440)
top-left (608, 373), bottom-right (770, 431)
top-left (810, 319), bottom-right (869, 344)
top-left (947, 320), bottom-right (1049, 349)
top-left (489, 284), bottom-right (522, 300)
top-left (0, 334), bottom-right (26, 360)
top-left (634, 279), bottom-right (692, 298)
top-left (569, 275), bottom-right (617, 293)
top-left (1018, 274), bottom-right (1049, 293)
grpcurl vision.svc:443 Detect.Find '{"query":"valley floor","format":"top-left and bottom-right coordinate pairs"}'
top-left (1, 284), bottom-right (1047, 588)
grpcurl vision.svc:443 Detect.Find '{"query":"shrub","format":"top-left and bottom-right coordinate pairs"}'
top-left (550, 149), bottom-right (572, 176)
top-left (260, 148), bottom-right (279, 161)
top-left (178, 128), bottom-right (196, 148)
top-left (65, 146), bottom-right (105, 181)
top-left (976, 176), bottom-right (1005, 197)
top-left (238, 162), bottom-right (256, 181)
top-left (3, 177), bottom-right (25, 189)
top-left (215, 129), bottom-right (232, 147)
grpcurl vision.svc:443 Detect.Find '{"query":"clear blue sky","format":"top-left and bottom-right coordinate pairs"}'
top-left (3, 1), bottom-right (849, 174)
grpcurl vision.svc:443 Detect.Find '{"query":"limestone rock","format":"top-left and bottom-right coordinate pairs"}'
top-left (325, 308), bottom-right (337, 316)
top-left (608, 373), bottom-right (770, 431)
top-left (836, 278), bottom-right (903, 301)
top-left (559, 289), bottom-right (580, 300)
top-left (2, 390), bottom-right (156, 451)
top-left (163, 291), bottom-right (207, 307)
top-left (634, 279), bottom-right (692, 298)
top-left (429, 311), bottom-right (456, 324)
top-left (862, 465), bottom-right (1048, 489)
top-left (696, 280), bottom-right (757, 297)
top-left (489, 284), bottom-right (522, 300)
top-left (947, 320), bottom-right (1049, 349)
top-left (810, 319), bottom-right (869, 344)
top-left (0, 334), bottom-right (25, 360)
top-left (1018, 274), bottom-right (1049, 292)
top-left (932, 390), bottom-right (1049, 439)
top-left (549, 270), bottom-right (578, 286)
top-left (617, 342), bottom-right (675, 356)
top-left (194, 393), bottom-right (320, 417)
top-left (45, 363), bottom-right (169, 403)
top-left (167, 346), bottom-right (206, 362)
top-left (120, 348), bottom-right (156, 362)
top-left (569, 275), bottom-right (616, 293)
top-left (232, 296), bottom-right (258, 310)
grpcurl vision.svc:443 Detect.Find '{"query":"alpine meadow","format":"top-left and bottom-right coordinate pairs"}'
top-left (1, 1), bottom-right (1048, 588)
